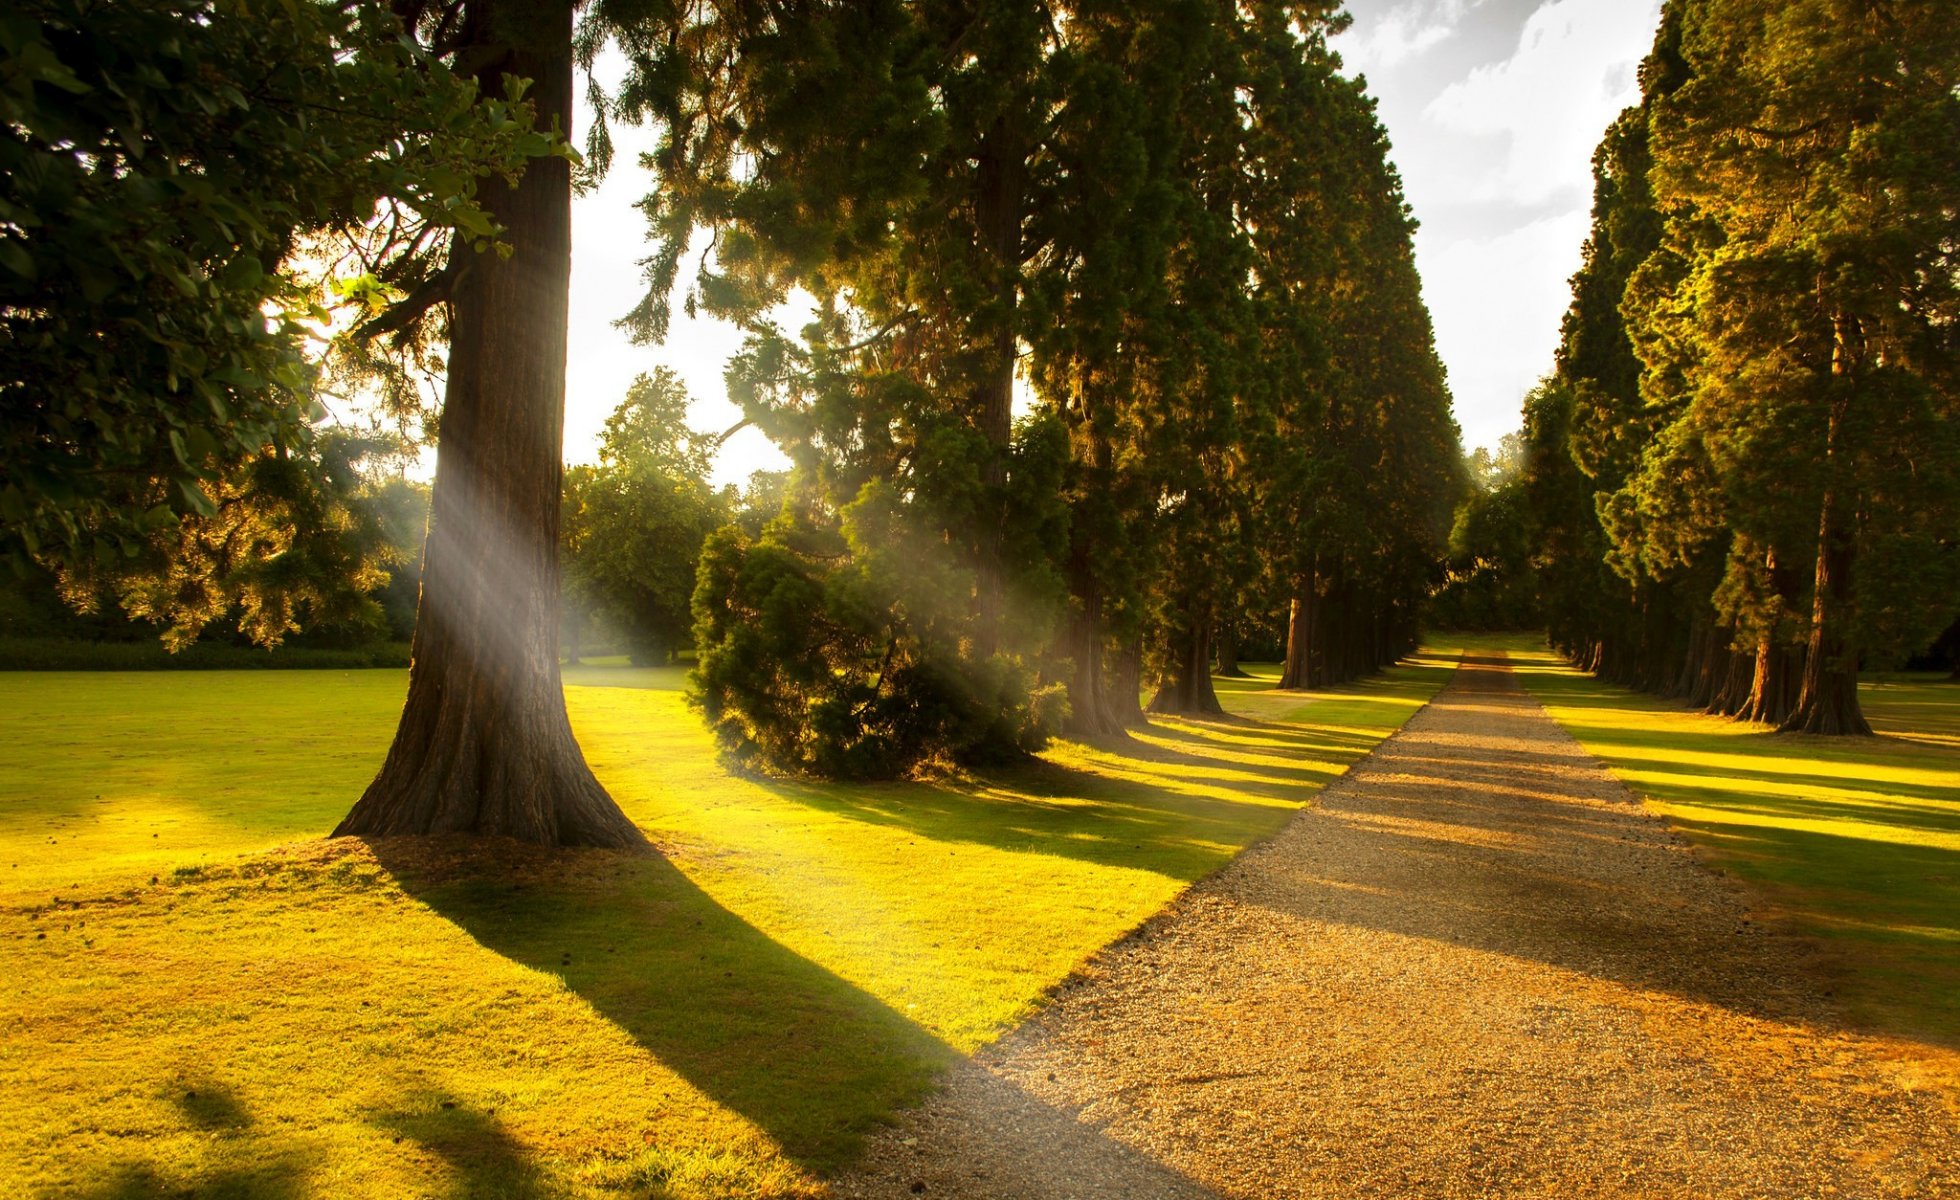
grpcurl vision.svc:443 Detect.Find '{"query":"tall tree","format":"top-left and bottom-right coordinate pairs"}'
top-left (336, 0), bottom-right (649, 844)
top-left (1637, 0), bottom-right (1960, 734)
top-left (561, 369), bottom-right (728, 665)
top-left (1, 0), bottom-right (545, 640)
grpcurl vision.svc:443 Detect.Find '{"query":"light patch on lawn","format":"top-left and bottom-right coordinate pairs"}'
top-left (2, 652), bottom-right (1458, 1196)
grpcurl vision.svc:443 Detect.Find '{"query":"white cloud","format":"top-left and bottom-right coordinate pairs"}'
top-left (1424, 0), bottom-right (1659, 206)
top-left (1340, 0), bottom-right (1470, 73)
top-left (1416, 209), bottom-right (1590, 451)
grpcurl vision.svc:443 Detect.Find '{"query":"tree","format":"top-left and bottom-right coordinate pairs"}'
top-left (561, 370), bottom-right (729, 665)
top-left (1530, 0), bottom-right (1960, 736)
top-left (1, 0), bottom-right (544, 638)
top-left (333, 0), bottom-right (660, 846)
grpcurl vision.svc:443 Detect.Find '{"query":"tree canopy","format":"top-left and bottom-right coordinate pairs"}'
top-left (1525, 0), bottom-right (1960, 735)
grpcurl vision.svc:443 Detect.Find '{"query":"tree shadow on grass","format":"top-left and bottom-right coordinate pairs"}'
top-left (365, 836), bottom-right (1216, 1192)
top-left (66, 1080), bottom-right (553, 1200)
top-left (370, 1094), bottom-right (553, 1200)
top-left (370, 835), bottom-right (949, 1176)
top-left (67, 1161), bottom-right (309, 1200)
top-left (729, 665), bottom-right (1435, 881)
top-left (744, 719), bottom-right (1340, 884)
top-left (1250, 660), bottom-right (1960, 1051)
top-left (68, 1083), bottom-right (302, 1200)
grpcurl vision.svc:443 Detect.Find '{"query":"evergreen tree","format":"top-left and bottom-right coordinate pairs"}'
top-left (561, 370), bottom-right (729, 666)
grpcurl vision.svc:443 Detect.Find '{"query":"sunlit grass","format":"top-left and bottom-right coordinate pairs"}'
top-left (1488, 633), bottom-right (1960, 1046)
top-left (0, 650), bottom-right (1457, 1197)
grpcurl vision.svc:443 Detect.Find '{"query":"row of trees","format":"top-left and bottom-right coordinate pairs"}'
top-left (7, 0), bottom-right (1458, 846)
top-left (1524, 0), bottom-right (1960, 734)
top-left (676, 1), bottom-right (1460, 778)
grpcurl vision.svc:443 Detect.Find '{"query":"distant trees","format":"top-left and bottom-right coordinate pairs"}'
top-left (679, 0), bottom-right (1460, 775)
top-left (1431, 437), bottom-right (1536, 632)
top-left (561, 370), bottom-right (729, 665)
top-left (1527, 0), bottom-right (1960, 734)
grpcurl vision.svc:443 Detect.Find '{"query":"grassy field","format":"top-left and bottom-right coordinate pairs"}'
top-left (1, 653), bottom-right (1456, 1199)
top-left (1488, 634), bottom-right (1960, 1047)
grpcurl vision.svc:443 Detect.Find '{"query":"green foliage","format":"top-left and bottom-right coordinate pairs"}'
top-left (1430, 467), bottom-right (1539, 632)
top-left (1527, 0), bottom-right (1960, 724)
top-left (0, 0), bottom-right (556, 640)
top-left (691, 415), bottom-right (1071, 779)
top-left (563, 370), bottom-right (730, 664)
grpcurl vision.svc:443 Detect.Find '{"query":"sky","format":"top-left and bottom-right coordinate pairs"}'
top-left (558, 0), bottom-right (1665, 485)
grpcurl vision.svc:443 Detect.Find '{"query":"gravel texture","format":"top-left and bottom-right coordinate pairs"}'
top-left (834, 654), bottom-right (1960, 1199)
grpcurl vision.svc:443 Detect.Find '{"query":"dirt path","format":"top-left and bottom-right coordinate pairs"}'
top-left (836, 654), bottom-right (1960, 1199)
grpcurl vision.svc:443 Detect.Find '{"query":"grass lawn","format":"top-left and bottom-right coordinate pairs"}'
top-left (1, 651), bottom-right (1456, 1199)
top-left (1487, 633), bottom-right (1960, 1047)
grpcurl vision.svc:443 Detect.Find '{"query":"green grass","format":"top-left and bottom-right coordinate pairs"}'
top-left (1, 652), bottom-right (1456, 1198)
top-left (1488, 633), bottom-right (1960, 1047)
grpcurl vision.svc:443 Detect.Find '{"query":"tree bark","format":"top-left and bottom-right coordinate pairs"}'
top-left (335, 0), bottom-right (645, 850)
top-left (1214, 622), bottom-right (1243, 677)
top-left (1738, 628), bottom-right (1799, 725)
top-left (1061, 565), bottom-right (1127, 737)
top-left (1279, 562), bottom-right (1315, 690)
top-left (1783, 491), bottom-right (1871, 733)
top-left (1783, 376), bottom-right (1872, 736)
top-left (1107, 637), bottom-right (1147, 728)
top-left (968, 114), bottom-right (1024, 660)
top-left (1708, 640), bottom-right (1754, 716)
top-left (1148, 600), bottom-right (1224, 715)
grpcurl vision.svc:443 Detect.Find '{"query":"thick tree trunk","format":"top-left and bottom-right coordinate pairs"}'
top-left (336, 1), bottom-right (644, 850)
top-left (1783, 376), bottom-right (1872, 736)
top-left (1667, 617), bottom-right (1705, 700)
top-left (1108, 638), bottom-right (1147, 728)
top-left (1148, 601), bottom-right (1224, 716)
top-left (1686, 623), bottom-right (1725, 710)
top-left (1279, 563), bottom-right (1315, 690)
top-left (1214, 622), bottom-right (1243, 678)
top-left (1783, 497), bottom-right (1872, 734)
top-left (1061, 563), bottom-right (1127, 737)
top-left (1708, 640), bottom-right (1754, 716)
top-left (968, 116), bottom-right (1024, 659)
top-left (1738, 629), bottom-right (1801, 725)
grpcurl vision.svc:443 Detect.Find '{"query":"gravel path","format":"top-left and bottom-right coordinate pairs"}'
top-left (835, 654), bottom-right (1960, 1199)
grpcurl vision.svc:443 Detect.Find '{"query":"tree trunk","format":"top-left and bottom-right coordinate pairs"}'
top-left (1279, 561), bottom-right (1315, 690)
top-left (1783, 364), bottom-right (1872, 736)
top-left (1708, 640), bottom-right (1754, 716)
top-left (335, 1), bottom-right (644, 850)
top-left (1214, 622), bottom-right (1243, 677)
top-left (1108, 637), bottom-right (1147, 728)
top-left (1061, 563), bottom-right (1127, 737)
top-left (1784, 495), bottom-right (1871, 731)
top-left (1148, 601), bottom-right (1224, 716)
top-left (968, 115), bottom-right (1024, 660)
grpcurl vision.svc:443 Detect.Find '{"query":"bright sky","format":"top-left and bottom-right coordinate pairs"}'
top-left (559, 0), bottom-right (1664, 484)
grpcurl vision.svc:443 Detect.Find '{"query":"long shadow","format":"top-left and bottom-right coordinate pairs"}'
top-left (1245, 663), bottom-right (1960, 1051)
top-left (1565, 747), bottom-right (1960, 813)
top-left (751, 760), bottom-right (1292, 884)
top-left (367, 836), bottom-right (1217, 1191)
top-left (370, 836), bottom-right (947, 1175)
top-left (744, 661), bottom-right (1444, 878)
top-left (742, 710), bottom-right (1353, 882)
